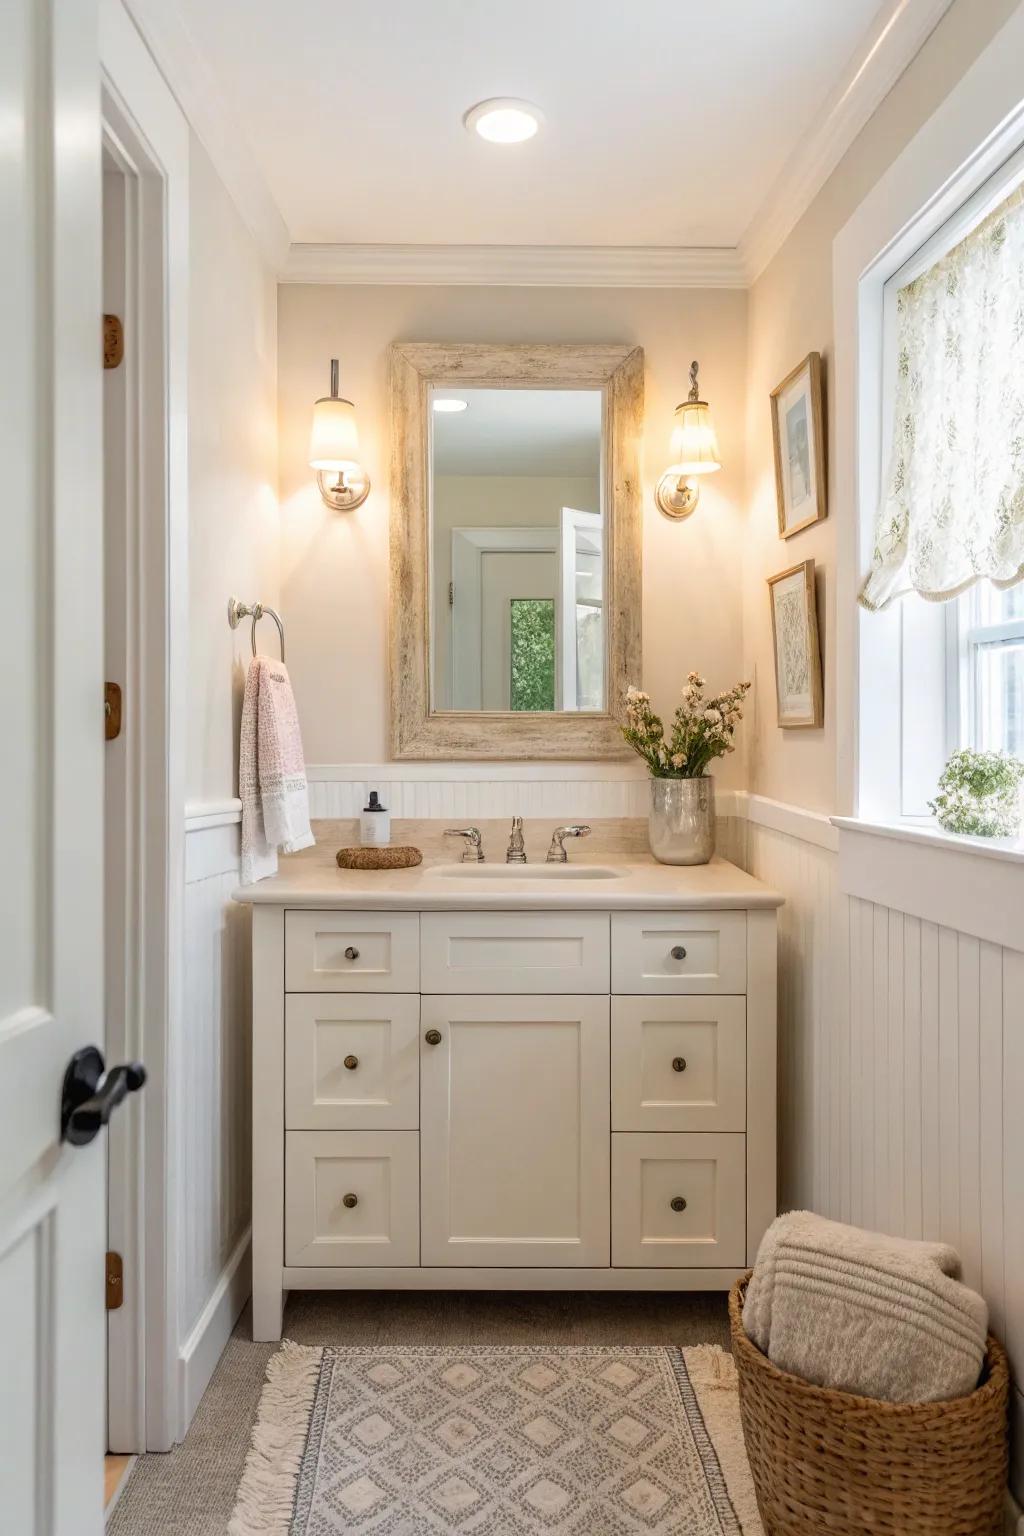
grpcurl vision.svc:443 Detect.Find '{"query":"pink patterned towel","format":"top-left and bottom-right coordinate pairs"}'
top-left (239, 656), bottom-right (314, 883)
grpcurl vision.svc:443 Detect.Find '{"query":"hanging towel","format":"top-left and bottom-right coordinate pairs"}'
top-left (743, 1210), bottom-right (988, 1403)
top-left (239, 655), bottom-right (315, 884)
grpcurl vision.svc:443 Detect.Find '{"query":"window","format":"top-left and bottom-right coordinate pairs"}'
top-left (870, 150), bottom-right (1024, 823)
top-left (957, 583), bottom-right (1024, 755)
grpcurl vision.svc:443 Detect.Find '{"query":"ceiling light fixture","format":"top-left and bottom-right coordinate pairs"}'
top-left (464, 98), bottom-right (543, 144)
top-left (433, 398), bottom-right (469, 413)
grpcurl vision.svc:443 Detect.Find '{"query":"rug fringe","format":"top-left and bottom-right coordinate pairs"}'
top-left (683, 1345), bottom-right (765, 1536)
top-left (228, 1341), bottom-right (324, 1536)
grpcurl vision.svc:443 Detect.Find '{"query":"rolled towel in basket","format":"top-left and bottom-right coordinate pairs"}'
top-left (743, 1210), bottom-right (988, 1403)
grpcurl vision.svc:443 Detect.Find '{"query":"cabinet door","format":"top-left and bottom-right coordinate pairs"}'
top-left (611, 1133), bottom-right (746, 1268)
top-left (285, 994), bottom-right (419, 1130)
top-left (285, 1130), bottom-right (419, 1266)
top-left (611, 912), bottom-right (746, 993)
top-left (611, 996), bottom-right (746, 1132)
top-left (420, 912), bottom-right (609, 994)
top-left (421, 996), bottom-right (610, 1266)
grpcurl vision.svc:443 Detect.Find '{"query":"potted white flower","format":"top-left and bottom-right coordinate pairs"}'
top-left (623, 674), bottom-right (751, 864)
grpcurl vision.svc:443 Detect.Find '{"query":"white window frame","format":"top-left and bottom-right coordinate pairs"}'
top-left (833, 4), bottom-right (1024, 825)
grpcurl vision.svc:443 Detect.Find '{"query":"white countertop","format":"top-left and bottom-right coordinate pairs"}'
top-left (233, 819), bottom-right (782, 911)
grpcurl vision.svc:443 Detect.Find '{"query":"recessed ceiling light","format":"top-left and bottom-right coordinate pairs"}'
top-left (433, 398), bottom-right (469, 413)
top-left (464, 98), bottom-right (543, 145)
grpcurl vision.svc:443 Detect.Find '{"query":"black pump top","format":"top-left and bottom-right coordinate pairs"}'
top-left (363, 791), bottom-right (387, 813)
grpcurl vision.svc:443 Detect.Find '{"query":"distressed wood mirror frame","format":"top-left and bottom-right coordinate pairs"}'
top-left (389, 342), bottom-right (643, 760)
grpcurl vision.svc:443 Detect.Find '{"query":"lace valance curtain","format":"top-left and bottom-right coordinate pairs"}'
top-left (860, 184), bottom-right (1024, 611)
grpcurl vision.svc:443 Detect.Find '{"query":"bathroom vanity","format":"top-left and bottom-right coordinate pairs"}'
top-left (238, 824), bottom-right (781, 1342)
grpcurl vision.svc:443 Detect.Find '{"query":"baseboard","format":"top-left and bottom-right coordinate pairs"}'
top-left (176, 1226), bottom-right (251, 1440)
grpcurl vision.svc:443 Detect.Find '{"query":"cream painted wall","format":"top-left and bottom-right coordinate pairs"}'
top-left (741, 0), bottom-right (1020, 814)
top-left (186, 137), bottom-right (279, 803)
top-left (277, 285), bottom-right (748, 775)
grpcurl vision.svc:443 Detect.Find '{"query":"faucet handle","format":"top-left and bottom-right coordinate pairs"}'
top-left (546, 824), bottom-right (592, 863)
top-left (444, 827), bottom-right (484, 863)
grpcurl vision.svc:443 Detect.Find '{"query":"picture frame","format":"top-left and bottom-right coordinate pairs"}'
top-left (770, 351), bottom-right (826, 538)
top-left (767, 559), bottom-right (823, 728)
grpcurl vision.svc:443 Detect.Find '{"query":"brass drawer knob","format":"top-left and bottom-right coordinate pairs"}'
top-left (671, 945), bottom-right (687, 961)
top-left (344, 1054), bottom-right (359, 1071)
top-left (344, 946), bottom-right (360, 961)
top-left (424, 1029), bottom-right (442, 1046)
top-left (670, 1196), bottom-right (687, 1213)
top-left (342, 1193), bottom-right (358, 1209)
top-left (672, 1056), bottom-right (687, 1073)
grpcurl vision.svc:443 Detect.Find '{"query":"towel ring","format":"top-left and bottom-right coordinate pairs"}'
top-left (227, 596), bottom-right (286, 662)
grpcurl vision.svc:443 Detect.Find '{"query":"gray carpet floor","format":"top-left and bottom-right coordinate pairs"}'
top-left (108, 1290), bottom-right (730, 1536)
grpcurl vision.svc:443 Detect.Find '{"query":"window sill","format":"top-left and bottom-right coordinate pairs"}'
top-left (830, 815), bottom-right (1024, 866)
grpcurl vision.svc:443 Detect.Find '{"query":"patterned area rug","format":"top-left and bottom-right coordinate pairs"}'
top-left (229, 1342), bottom-right (763, 1535)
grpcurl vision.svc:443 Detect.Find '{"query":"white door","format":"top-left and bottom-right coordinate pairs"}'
top-left (559, 507), bottom-right (604, 710)
top-left (420, 996), bottom-right (610, 1267)
top-left (0, 4), bottom-right (108, 1532)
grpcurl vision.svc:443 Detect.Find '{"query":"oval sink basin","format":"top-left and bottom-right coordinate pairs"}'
top-left (436, 863), bottom-right (624, 880)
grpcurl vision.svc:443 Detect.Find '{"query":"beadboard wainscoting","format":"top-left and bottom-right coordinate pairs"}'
top-left (733, 795), bottom-right (1024, 1506)
top-left (179, 800), bottom-right (251, 1436)
top-left (306, 763), bottom-right (656, 821)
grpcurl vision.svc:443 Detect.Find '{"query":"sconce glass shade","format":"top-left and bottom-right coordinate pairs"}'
top-left (309, 395), bottom-right (361, 471)
top-left (668, 400), bottom-right (722, 477)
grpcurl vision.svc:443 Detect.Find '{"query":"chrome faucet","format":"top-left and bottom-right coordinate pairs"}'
top-left (506, 816), bottom-right (527, 863)
top-left (546, 824), bottom-right (592, 863)
top-left (444, 826), bottom-right (484, 862)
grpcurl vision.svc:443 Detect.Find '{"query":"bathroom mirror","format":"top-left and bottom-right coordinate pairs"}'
top-left (389, 343), bottom-right (643, 759)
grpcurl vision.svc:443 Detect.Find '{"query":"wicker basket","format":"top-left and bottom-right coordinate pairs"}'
top-left (729, 1273), bottom-right (1009, 1536)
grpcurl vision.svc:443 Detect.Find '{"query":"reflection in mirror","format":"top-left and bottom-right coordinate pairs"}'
top-left (430, 387), bottom-right (604, 713)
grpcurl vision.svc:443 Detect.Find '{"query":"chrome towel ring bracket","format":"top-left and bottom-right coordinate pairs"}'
top-left (228, 596), bottom-right (286, 662)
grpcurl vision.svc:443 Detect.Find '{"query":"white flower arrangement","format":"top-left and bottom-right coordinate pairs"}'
top-left (928, 748), bottom-right (1024, 837)
top-left (623, 673), bottom-right (751, 779)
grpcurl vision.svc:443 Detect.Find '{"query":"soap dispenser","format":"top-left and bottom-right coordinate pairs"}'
top-left (360, 790), bottom-right (390, 847)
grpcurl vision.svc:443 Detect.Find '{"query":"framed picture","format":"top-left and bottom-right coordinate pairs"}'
top-left (770, 351), bottom-right (826, 538)
top-left (768, 560), bottom-right (823, 728)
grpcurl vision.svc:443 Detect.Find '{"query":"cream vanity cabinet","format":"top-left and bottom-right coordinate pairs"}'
top-left (248, 893), bottom-right (778, 1342)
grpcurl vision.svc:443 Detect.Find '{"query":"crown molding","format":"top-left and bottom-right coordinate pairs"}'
top-left (120, 0), bottom-right (290, 272)
top-left (738, 0), bottom-right (955, 284)
top-left (281, 242), bottom-right (747, 288)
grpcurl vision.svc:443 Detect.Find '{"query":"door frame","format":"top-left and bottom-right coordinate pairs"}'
top-left (100, 0), bottom-right (189, 1452)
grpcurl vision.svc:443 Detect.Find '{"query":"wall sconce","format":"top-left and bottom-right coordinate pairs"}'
top-left (655, 360), bottom-right (722, 519)
top-left (309, 358), bottom-right (371, 511)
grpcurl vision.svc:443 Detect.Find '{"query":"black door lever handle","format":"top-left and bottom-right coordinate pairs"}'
top-left (61, 1046), bottom-right (146, 1146)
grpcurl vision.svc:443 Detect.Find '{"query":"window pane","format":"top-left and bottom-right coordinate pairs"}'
top-left (976, 641), bottom-right (1024, 755)
top-left (975, 581), bottom-right (1024, 626)
top-left (509, 598), bottom-right (555, 712)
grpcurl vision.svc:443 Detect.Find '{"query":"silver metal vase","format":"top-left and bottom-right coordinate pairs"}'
top-left (649, 777), bottom-right (716, 865)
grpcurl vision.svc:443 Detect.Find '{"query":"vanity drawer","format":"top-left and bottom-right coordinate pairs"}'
top-left (611, 1133), bottom-right (746, 1268)
top-left (611, 996), bottom-right (746, 1132)
top-left (285, 911), bottom-right (419, 992)
top-left (611, 911), bottom-right (746, 994)
top-left (285, 994), bottom-right (419, 1130)
top-left (420, 912), bottom-right (609, 994)
top-left (285, 1130), bottom-right (419, 1267)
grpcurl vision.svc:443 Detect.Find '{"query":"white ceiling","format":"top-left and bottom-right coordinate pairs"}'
top-left (432, 389), bottom-right (602, 477)
top-left (171, 0), bottom-right (885, 248)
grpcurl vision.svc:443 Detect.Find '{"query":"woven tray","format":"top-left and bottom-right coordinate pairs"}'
top-left (729, 1273), bottom-right (1008, 1536)
top-left (335, 846), bottom-right (422, 870)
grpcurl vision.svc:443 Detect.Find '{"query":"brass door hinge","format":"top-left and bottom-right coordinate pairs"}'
top-left (103, 314), bottom-right (124, 369)
top-left (105, 682), bottom-right (122, 741)
top-left (106, 1251), bottom-right (124, 1310)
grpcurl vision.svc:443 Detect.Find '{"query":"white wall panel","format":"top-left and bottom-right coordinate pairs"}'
top-left (177, 813), bottom-right (251, 1434)
top-left (739, 811), bottom-right (1024, 1502)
